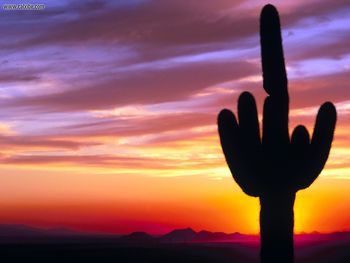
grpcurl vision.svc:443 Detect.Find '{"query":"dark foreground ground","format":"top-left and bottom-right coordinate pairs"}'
top-left (0, 239), bottom-right (349, 263)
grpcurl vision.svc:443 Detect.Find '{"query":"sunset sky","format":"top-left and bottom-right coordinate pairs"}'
top-left (0, 0), bottom-right (349, 235)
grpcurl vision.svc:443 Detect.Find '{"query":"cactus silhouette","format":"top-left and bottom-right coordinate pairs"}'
top-left (218, 4), bottom-right (337, 263)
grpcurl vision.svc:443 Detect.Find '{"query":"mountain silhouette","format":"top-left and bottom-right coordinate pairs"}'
top-left (0, 226), bottom-right (348, 263)
top-left (0, 224), bottom-right (86, 238)
top-left (118, 231), bottom-right (156, 244)
top-left (0, 224), bottom-right (349, 246)
top-left (195, 230), bottom-right (250, 242)
top-left (160, 227), bottom-right (197, 243)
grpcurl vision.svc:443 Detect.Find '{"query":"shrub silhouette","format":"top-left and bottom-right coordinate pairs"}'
top-left (218, 4), bottom-right (337, 263)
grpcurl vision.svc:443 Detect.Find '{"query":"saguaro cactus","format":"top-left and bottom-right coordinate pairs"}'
top-left (218, 4), bottom-right (337, 263)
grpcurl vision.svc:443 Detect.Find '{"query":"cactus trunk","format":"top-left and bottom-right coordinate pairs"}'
top-left (259, 192), bottom-right (295, 263)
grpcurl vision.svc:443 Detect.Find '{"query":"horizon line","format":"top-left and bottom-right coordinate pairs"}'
top-left (1, 223), bottom-right (349, 237)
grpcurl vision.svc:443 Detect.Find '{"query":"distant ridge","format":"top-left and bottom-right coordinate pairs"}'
top-left (0, 224), bottom-right (349, 245)
top-left (0, 224), bottom-right (86, 237)
top-left (0, 224), bottom-right (116, 243)
top-left (116, 229), bottom-right (350, 245)
top-left (160, 227), bottom-right (197, 243)
top-left (118, 231), bottom-right (156, 244)
top-left (158, 228), bottom-right (255, 243)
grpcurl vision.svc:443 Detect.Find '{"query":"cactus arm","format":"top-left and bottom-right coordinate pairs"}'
top-left (298, 102), bottom-right (337, 189)
top-left (310, 102), bottom-right (337, 173)
top-left (290, 125), bottom-right (310, 190)
top-left (218, 110), bottom-right (246, 190)
top-left (291, 125), bottom-right (310, 147)
top-left (260, 5), bottom-right (289, 151)
top-left (237, 92), bottom-right (261, 194)
top-left (238, 92), bottom-right (261, 149)
top-left (260, 4), bottom-right (287, 97)
top-left (218, 109), bottom-right (259, 196)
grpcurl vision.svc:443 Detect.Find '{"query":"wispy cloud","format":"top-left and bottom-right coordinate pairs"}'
top-left (0, 0), bottom-right (349, 233)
